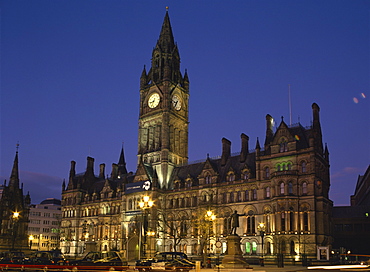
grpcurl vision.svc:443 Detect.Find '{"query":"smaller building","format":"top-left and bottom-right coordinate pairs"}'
top-left (332, 165), bottom-right (370, 254)
top-left (28, 198), bottom-right (62, 251)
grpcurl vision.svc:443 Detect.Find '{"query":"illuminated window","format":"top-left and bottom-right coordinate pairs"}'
top-left (252, 241), bottom-right (257, 254)
top-left (245, 242), bottom-right (251, 254)
top-left (243, 171), bottom-right (249, 180)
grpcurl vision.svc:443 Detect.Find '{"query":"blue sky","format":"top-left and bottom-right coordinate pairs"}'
top-left (1, 0), bottom-right (369, 205)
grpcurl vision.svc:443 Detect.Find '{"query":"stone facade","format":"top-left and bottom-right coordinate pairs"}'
top-left (60, 11), bottom-right (333, 264)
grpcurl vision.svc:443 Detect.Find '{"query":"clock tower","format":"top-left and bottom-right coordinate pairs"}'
top-left (138, 10), bottom-right (189, 189)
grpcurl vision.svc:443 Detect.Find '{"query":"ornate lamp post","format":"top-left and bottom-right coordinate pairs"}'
top-left (11, 211), bottom-right (20, 250)
top-left (257, 222), bottom-right (266, 267)
top-left (205, 210), bottom-right (216, 268)
top-left (139, 195), bottom-right (154, 259)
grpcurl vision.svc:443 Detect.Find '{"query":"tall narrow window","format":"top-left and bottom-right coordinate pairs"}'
top-left (302, 161), bottom-right (307, 173)
top-left (229, 192), bottom-right (234, 203)
top-left (302, 182), bottom-right (308, 195)
top-left (288, 182), bottom-right (293, 195)
top-left (245, 190), bottom-right (249, 201)
top-left (303, 212), bottom-right (309, 231)
top-left (290, 241), bottom-right (295, 255)
top-left (265, 167), bottom-right (270, 179)
top-left (280, 183), bottom-right (285, 195)
top-left (266, 187), bottom-right (271, 198)
top-left (289, 212), bottom-right (294, 231)
top-left (281, 212), bottom-right (286, 231)
top-left (253, 189), bottom-right (257, 200)
top-left (237, 191), bottom-right (241, 202)
top-left (245, 242), bottom-right (251, 254)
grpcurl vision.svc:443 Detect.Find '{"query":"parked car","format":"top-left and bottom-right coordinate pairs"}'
top-left (0, 251), bottom-right (26, 264)
top-left (28, 250), bottom-right (68, 265)
top-left (69, 251), bottom-right (127, 267)
top-left (136, 252), bottom-right (195, 272)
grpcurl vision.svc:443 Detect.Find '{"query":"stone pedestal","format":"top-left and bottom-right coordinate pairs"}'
top-left (221, 234), bottom-right (250, 269)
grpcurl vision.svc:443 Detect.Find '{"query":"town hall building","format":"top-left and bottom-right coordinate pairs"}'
top-left (60, 10), bottom-right (333, 264)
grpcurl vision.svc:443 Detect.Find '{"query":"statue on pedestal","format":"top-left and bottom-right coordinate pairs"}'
top-left (230, 210), bottom-right (245, 235)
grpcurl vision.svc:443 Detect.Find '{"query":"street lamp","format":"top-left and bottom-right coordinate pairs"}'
top-left (205, 210), bottom-right (216, 268)
top-left (257, 222), bottom-right (266, 267)
top-left (11, 211), bottom-right (20, 250)
top-left (139, 195), bottom-right (154, 259)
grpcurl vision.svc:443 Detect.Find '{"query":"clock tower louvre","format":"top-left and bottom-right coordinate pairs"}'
top-left (138, 10), bottom-right (189, 189)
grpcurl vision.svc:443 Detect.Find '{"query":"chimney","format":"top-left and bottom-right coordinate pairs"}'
top-left (99, 163), bottom-right (105, 179)
top-left (86, 157), bottom-right (95, 176)
top-left (69, 161), bottom-right (76, 178)
top-left (240, 133), bottom-right (249, 162)
top-left (221, 138), bottom-right (231, 166)
top-left (111, 163), bottom-right (118, 179)
top-left (264, 114), bottom-right (274, 147)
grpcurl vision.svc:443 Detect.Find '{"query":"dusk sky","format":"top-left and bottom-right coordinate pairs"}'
top-left (1, 0), bottom-right (369, 205)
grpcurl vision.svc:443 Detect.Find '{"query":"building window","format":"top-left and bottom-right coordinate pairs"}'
top-left (222, 192), bottom-right (227, 204)
top-left (205, 175), bottom-right (211, 184)
top-left (280, 139), bottom-right (288, 152)
top-left (303, 212), bottom-right (309, 231)
top-left (288, 182), bottom-right (293, 195)
top-left (302, 182), bottom-right (308, 195)
top-left (289, 212), bottom-right (294, 231)
top-left (245, 242), bottom-right (251, 254)
top-left (280, 183), bottom-right (285, 195)
top-left (243, 171), bottom-right (249, 180)
top-left (281, 213), bottom-right (286, 231)
top-left (265, 167), bottom-right (270, 179)
top-left (266, 187), bottom-right (271, 199)
top-left (252, 189), bottom-right (257, 200)
top-left (290, 241), bottom-right (296, 255)
top-left (301, 161), bottom-right (307, 173)
top-left (245, 190), bottom-right (249, 201)
top-left (247, 214), bottom-right (255, 234)
top-left (237, 191), bottom-right (242, 202)
top-left (228, 173), bottom-right (235, 182)
top-left (229, 192), bottom-right (234, 203)
top-left (252, 241), bottom-right (257, 254)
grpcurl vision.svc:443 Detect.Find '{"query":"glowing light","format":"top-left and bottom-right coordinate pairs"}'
top-left (361, 92), bottom-right (366, 98)
top-left (353, 97), bottom-right (359, 103)
top-left (294, 135), bottom-right (300, 140)
top-left (143, 195), bottom-right (150, 202)
top-left (13, 212), bottom-right (20, 219)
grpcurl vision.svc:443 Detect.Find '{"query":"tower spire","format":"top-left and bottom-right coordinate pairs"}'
top-left (118, 143), bottom-right (128, 176)
top-left (9, 143), bottom-right (20, 189)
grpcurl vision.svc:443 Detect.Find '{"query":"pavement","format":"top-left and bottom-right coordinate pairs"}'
top-left (200, 266), bottom-right (309, 272)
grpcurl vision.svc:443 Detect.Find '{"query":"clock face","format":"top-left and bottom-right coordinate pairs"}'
top-left (148, 93), bottom-right (160, 108)
top-left (172, 94), bottom-right (181, 110)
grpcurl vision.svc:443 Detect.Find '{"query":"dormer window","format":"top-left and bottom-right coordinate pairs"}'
top-left (279, 138), bottom-right (288, 152)
top-left (205, 175), bottom-right (211, 184)
top-left (227, 173), bottom-right (235, 182)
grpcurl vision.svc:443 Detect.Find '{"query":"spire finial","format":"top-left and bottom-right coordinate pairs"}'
top-left (16, 142), bottom-right (20, 153)
top-left (166, 6), bottom-right (169, 11)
